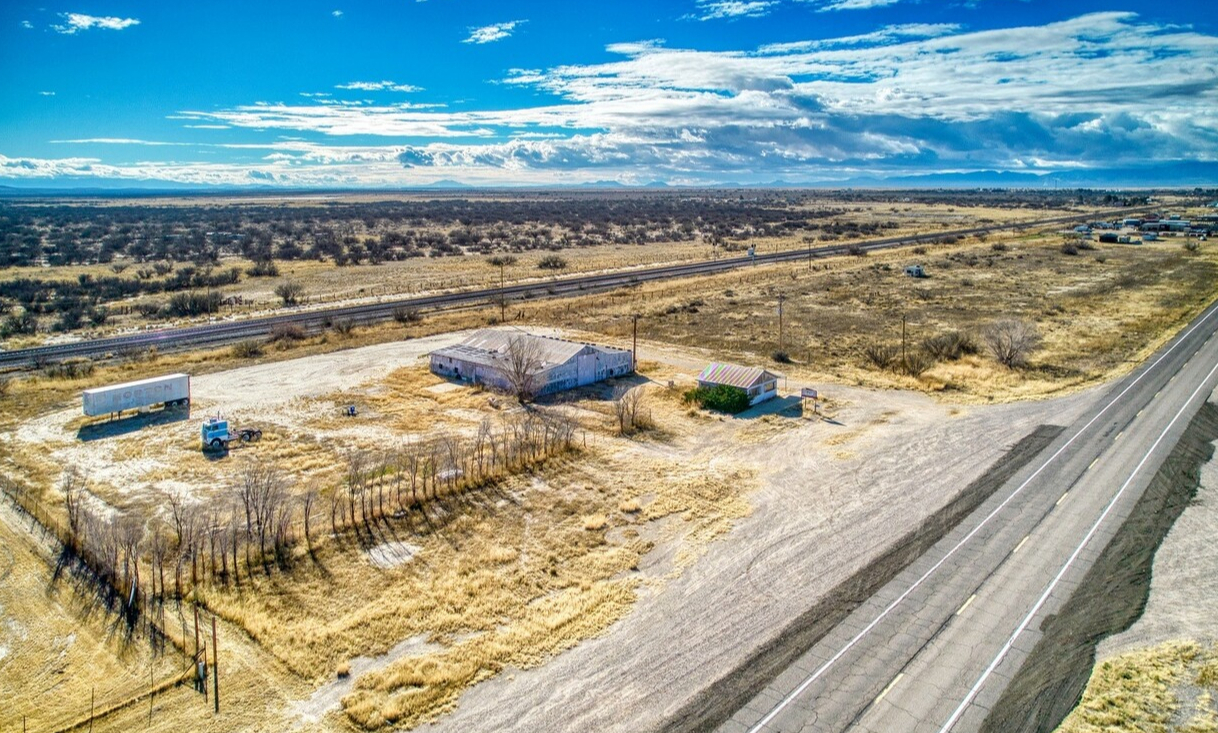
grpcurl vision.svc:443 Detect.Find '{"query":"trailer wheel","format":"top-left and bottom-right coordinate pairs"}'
top-left (252, 430), bottom-right (262, 442)
top-left (240, 431), bottom-right (252, 443)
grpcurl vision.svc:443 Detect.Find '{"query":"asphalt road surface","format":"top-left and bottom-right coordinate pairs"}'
top-left (720, 297), bottom-right (1218, 733)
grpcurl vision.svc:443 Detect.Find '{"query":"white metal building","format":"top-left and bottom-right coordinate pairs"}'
top-left (429, 330), bottom-right (634, 396)
top-left (696, 362), bottom-right (779, 406)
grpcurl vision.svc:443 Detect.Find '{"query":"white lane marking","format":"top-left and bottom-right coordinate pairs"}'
top-left (956, 594), bottom-right (977, 616)
top-left (1012, 535), bottom-right (1030, 555)
top-left (874, 673), bottom-right (904, 705)
top-left (937, 356), bottom-right (1218, 733)
top-left (1056, 492), bottom-right (1069, 506)
top-left (743, 303), bottom-right (1218, 733)
top-left (1088, 457), bottom-right (1099, 471)
top-left (1115, 431), bottom-right (1124, 441)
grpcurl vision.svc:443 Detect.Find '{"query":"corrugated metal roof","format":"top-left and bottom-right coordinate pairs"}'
top-left (431, 330), bottom-right (629, 372)
top-left (696, 362), bottom-right (777, 389)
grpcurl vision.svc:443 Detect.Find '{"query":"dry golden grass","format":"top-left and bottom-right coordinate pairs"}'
top-left (1056, 641), bottom-right (1218, 733)
top-left (0, 503), bottom-right (156, 733)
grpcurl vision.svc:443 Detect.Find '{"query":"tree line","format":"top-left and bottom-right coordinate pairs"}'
top-left (0, 408), bottom-right (579, 646)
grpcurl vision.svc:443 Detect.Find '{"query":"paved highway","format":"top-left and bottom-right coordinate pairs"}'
top-left (719, 296), bottom-right (1218, 733)
top-left (0, 208), bottom-right (1144, 369)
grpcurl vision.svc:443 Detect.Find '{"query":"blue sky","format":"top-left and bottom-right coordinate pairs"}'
top-left (1, 0), bottom-right (1215, 187)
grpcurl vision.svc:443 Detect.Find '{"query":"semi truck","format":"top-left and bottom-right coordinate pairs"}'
top-left (201, 417), bottom-right (261, 451)
top-left (82, 373), bottom-right (191, 417)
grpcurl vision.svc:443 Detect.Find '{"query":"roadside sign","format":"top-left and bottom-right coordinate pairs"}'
top-left (801, 388), bottom-right (818, 399)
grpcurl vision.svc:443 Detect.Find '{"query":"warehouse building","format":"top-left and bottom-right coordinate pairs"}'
top-left (696, 362), bottom-right (779, 406)
top-left (430, 330), bottom-right (634, 396)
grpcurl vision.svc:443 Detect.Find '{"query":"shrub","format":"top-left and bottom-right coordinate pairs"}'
top-left (487, 255), bottom-right (518, 267)
top-left (392, 307), bottom-right (422, 324)
top-left (231, 340), bottom-right (265, 358)
top-left (1, 310), bottom-right (38, 337)
top-left (991, 242), bottom-right (1009, 252)
top-left (847, 244), bottom-right (866, 256)
top-left (0, 375), bottom-right (11, 397)
top-left (247, 259), bottom-right (280, 277)
top-left (1184, 240), bottom-right (1201, 253)
top-left (268, 323), bottom-right (307, 342)
top-left (922, 331), bottom-right (979, 361)
top-left (683, 384), bottom-right (751, 414)
top-left (167, 291), bottom-right (222, 317)
top-left (772, 351), bottom-right (792, 364)
top-left (46, 359), bottom-right (95, 380)
top-left (274, 281), bottom-right (306, 306)
top-left (1061, 243), bottom-right (1079, 256)
top-left (983, 319), bottom-right (1043, 367)
top-left (332, 319), bottom-right (356, 336)
top-left (538, 254), bottom-right (568, 270)
top-left (911, 246), bottom-right (928, 255)
top-left (899, 351), bottom-right (935, 377)
top-left (862, 342), bottom-right (899, 370)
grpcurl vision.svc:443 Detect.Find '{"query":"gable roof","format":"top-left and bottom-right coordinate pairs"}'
top-left (696, 362), bottom-right (777, 389)
top-left (432, 330), bottom-right (629, 372)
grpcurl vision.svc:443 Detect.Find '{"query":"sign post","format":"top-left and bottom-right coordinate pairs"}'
top-left (801, 387), bottom-right (819, 415)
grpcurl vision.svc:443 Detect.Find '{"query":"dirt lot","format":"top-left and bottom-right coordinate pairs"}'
top-left (1, 322), bottom-right (1097, 732)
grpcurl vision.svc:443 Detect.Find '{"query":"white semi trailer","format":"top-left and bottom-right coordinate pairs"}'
top-left (82, 373), bottom-right (191, 417)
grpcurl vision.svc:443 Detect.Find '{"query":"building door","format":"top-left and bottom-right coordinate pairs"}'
top-left (576, 354), bottom-right (596, 386)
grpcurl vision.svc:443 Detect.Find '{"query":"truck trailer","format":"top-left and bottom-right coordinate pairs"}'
top-left (82, 373), bottom-right (191, 417)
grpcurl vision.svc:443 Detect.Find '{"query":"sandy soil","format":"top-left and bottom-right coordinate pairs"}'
top-left (1, 327), bottom-right (1102, 732)
top-left (412, 348), bottom-right (1097, 733)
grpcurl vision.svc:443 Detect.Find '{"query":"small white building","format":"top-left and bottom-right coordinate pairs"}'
top-left (696, 362), bottom-right (779, 406)
top-left (429, 330), bottom-right (634, 396)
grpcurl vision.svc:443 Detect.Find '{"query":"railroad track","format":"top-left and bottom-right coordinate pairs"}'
top-left (0, 208), bottom-right (1145, 369)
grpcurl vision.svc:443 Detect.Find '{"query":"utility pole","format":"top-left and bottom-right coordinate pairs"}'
top-left (212, 615), bottom-right (220, 713)
top-left (632, 314), bottom-right (639, 371)
top-left (778, 293), bottom-right (786, 352)
top-left (901, 313), bottom-right (907, 366)
top-left (499, 262), bottom-right (506, 323)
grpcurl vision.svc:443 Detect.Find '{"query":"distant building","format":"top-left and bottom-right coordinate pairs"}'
top-left (430, 330), bottom-right (633, 396)
top-left (904, 264), bottom-right (927, 278)
top-left (696, 362), bottom-right (779, 406)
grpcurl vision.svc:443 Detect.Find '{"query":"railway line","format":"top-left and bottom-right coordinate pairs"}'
top-left (0, 208), bottom-right (1143, 369)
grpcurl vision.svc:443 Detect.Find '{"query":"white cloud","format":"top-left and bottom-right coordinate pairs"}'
top-left (53, 13), bottom-right (140, 34)
top-left (696, 1), bottom-right (778, 20)
top-left (799, 0), bottom-right (901, 11)
top-left (464, 20), bottom-right (524, 44)
top-left (16, 11), bottom-right (1218, 187)
top-left (21, 20), bottom-right (34, 29)
top-left (39, 91), bottom-right (56, 96)
top-left (332, 9), bottom-right (343, 17)
top-left (335, 80), bottom-right (422, 93)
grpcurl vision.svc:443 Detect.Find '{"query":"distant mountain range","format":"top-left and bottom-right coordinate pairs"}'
top-left (1, 162), bottom-right (1213, 196)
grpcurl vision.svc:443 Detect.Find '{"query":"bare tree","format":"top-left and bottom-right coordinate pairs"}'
top-left (612, 384), bottom-right (650, 435)
top-left (983, 319), bottom-right (1043, 368)
top-left (302, 489), bottom-right (318, 550)
top-left (502, 335), bottom-right (544, 403)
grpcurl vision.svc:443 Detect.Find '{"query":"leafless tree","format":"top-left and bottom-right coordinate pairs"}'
top-left (61, 468), bottom-right (86, 554)
top-left (302, 489), bottom-right (318, 550)
top-left (612, 385), bottom-right (650, 435)
top-left (502, 335), bottom-right (544, 403)
top-left (983, 318), bottom-right (1043, 368)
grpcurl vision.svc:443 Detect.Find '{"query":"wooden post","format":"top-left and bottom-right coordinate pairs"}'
top-left (631, 314), bottom-right (639, 371)
top-left (193, 605), bottom-right (201, 693)
top-left (89, 687), bottom-right (95, 733)
top-left (149, 662), bottom-right (154, 725)
top-left (212, 615), bottom-right (220, 713)
top-left (901, 314), bottom-right (907, 367)
top-left (778, 294), bottom-right (786, 352)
